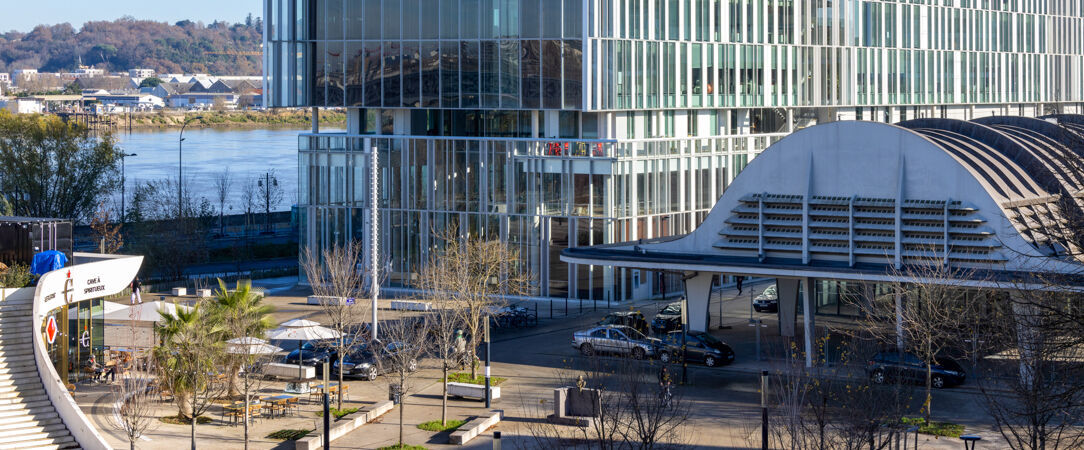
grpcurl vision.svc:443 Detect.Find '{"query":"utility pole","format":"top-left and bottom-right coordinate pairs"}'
top-left (178, 115), bottom-right (203, 218)
top-left (370, 145), bottom-right (380, 340)
top-left (484, 318), bottom-right (491, 408)
top-left (258, 172), bottom-right (277, 233)
top-left (120, 152), bottom-right (137, 222)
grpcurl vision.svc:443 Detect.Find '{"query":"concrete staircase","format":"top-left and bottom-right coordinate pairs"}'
top-left (0, 298), bottom-right (78, 449)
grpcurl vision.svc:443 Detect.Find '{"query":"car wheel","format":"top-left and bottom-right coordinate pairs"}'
top-left (871, 370), bottom-right (886, 384)
top-left (408, 359), bottom-right (418, 372)
top-left (659, 351), bottom-right (671, 363)
top-left (632, 347), bottom-right (646, 360)
top-left (366, 367), bottom-right (378, 381)
top-left (705, 355), bottom-right (717, 367)
top-left (932, 375), bottom-right (946, 389)
top-left (580, 344), bottom-right (594, 356)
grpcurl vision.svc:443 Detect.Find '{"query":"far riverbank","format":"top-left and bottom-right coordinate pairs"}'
top-left (117, 109), bottom-right (345, 131)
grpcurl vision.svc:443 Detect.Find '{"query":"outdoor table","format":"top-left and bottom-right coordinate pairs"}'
top-left (263, 394), bottom-right (295, 418)
top-left (960, 435), bottom-right (982, 450)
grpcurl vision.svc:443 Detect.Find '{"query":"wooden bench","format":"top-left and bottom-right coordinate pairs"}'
top-left (449, 410), bottom-right (502, 445)
top-left (447, 382), bottom-right (500, 401)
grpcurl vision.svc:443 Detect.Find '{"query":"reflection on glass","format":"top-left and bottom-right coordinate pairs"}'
top-left (421, 41), bottom-right (440, 107)
top-left (441, 41), bottom-right (460, 108)
top-left (460, 41), bottom-right (480, 107)
top-left (382, 42), bottom-right (400, 107)
top-left (401, 43), bottom-right (420, 107)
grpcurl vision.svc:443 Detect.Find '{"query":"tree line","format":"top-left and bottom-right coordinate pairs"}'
top-left (0, 16), bottom-right (262, 76)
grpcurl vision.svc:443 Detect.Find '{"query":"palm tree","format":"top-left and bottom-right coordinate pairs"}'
top-left (154, 304), bottom-right (224, 449)
top-left (212, 279), bottom-right (275, 397)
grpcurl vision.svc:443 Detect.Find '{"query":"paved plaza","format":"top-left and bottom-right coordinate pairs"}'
top-left (77, 280), bottom-right (1009, 449)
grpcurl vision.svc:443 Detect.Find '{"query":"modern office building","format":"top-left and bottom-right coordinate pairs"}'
top-left (263, 0), bottom-right (1084, 301)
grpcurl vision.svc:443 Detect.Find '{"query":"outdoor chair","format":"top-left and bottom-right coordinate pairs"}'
top-left (66, 383), bottom-right (76, 396)
top-left (285, 397), bottom-right (300, 416)
top-left (157, 389), bottom-right (173, 403)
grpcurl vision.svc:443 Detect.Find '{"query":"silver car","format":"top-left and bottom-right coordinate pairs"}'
top-left (572, 325), bottom-right (662, 360)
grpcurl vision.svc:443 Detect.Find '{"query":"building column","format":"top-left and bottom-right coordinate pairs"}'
top-left (802, 277), bottom-right (816, 367)
top-left (683, 272), bottom-right (714, 332)
top-left (777, 278), bottom-right (800, 337)
top-left (311, 106), bottom-right (319, 133)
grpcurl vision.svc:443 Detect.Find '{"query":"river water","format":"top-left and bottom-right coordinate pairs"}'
top-left (115, 127), bottom-right (325, 213)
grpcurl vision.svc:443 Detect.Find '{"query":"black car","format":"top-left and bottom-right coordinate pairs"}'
top-left (598, 311), bottom-right (649, 335)
top-left (332, 341), bottom-right (417, 381)
top-left (650, 302), bottom-right (683, 335)
top-left (867, 351), bottom-right (966, 388)
top-left (752, 284), bottom-right (779, 312)
top-left (281, 340), bottom-right (335, 368)
top-left (658, 331), bottom-right (735, 367)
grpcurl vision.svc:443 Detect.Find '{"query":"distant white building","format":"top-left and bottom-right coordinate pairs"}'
top-left (0, 98), bottom-right (44, 114)
top-left (72, 67), bottom-right (105, 78)
top-left (84, 93), bottom-right (164, 111)
top-left (167, 92), bottom-right (238, 109)
top-left (0, 73), bottom-right (10, 84)
top-left (128, 68), bottom-right (155, 79)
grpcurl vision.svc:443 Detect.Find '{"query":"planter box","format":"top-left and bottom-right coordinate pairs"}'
top-left (307, 295), bottom-right (352, 306)
top-left (447, 382), bottom-right (500, 401)
top-left (264, 363), bottom-right (314, 380)
top-left (171, 287), bottom-right (187, 296)
top-left (195, 289), bottom-right (213, 298)
top-left (389, 300), bottom-right (431, 311)
top-left (295, 400), bottom-right (394, 450)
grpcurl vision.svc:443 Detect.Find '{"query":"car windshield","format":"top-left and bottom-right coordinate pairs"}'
top-left (660, 304), bottom-right (681, 315)
top-left (621, 327), bottom-right (647, 340)
top-left (696, 333), bottom-right (723, 346)
top-left (764, 285), bottom-right (777, 296)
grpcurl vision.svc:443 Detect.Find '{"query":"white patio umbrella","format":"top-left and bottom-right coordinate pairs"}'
top-left (103, 301), bottom-right (192, 323)
top-left (266, 319), bottom-right (340, 380)
top-left (226, 337), bottom-right (283, 356)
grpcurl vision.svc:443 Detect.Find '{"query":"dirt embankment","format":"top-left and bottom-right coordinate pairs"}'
top-left (121, 109), bottom-right (346, 130)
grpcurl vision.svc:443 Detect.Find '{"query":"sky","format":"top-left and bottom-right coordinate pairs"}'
top-left (1, 0), bottom-right (261, 33)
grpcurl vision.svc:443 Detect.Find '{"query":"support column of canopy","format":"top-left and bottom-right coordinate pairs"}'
top-left (772, 277), bottom-right (816, 367)
top-left (683, 272), bottom-right (714, 332)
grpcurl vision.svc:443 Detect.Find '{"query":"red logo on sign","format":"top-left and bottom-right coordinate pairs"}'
top-left (45, 316), bottom-right (59, 344)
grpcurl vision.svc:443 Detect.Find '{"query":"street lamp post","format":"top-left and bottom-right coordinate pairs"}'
top-left (257, 172), bottom-right (278, 233)
top-left (120, 152), bottom-right (137, 222)
top-left (178, 116), bottom-right (203, 218)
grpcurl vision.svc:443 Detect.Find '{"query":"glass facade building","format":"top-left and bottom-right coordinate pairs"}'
top-left (265, 0), bottom-right (1084, 301)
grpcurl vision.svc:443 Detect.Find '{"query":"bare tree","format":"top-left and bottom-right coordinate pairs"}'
top-left (90, 201), bottom-right (123, 253)
top-left (852, 257), bottom-right (980, 422)
top-left (767, 335), bottom-right (916, 450)
top-left (300, 241), bottom-right (371, 411)
top-left (520, 354), bottom-right (692, 450)
top-left (429, 225), bottom-right (532, 378)
top-left (110, 317), bottom-right (157, 450)
top-left (212, 168), bottom-right (232, 236)
top-left (377, 318), bottom-right (430, 448)
top-left (239, 175), bottom-right (258, 237)
top-left (975, 287), bottom-right (1084, 450)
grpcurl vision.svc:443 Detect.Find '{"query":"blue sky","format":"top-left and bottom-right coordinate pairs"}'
top-left (1, 0), bottom-right (261, 32)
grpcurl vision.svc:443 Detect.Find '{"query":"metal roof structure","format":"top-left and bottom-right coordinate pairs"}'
top-left (562, 117), bottom-right (1084, 289)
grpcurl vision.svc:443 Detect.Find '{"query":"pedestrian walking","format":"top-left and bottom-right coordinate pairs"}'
top-left (736, 276), bottom-right (744, 295)
top-left (130, 276), bottom-right (142, 304)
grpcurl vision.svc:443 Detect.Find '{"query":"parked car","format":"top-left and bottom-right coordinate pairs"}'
top-left (332, 341), bottom-right (417, 381)
top-left (651, 302), bottom-right (684, 335)
top-left (658, 331), bottom-right (735, 367)
top-left (281, 340), bottom-right (335, 369)
top-left (866, 351), bottom-right (966, 388)
top-left (753, 284), bottom-right (779, 312)
top-left (598, 311), bottom-right (649, 335)
top-left (572, 325), bottom-right (664, 360)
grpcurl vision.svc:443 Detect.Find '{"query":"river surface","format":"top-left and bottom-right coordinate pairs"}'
top-left (115, 127), bottom-right (333, 213)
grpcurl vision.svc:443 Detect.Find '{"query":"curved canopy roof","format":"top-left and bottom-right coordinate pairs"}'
top-left (563, 116), bottom-right (1084, 288)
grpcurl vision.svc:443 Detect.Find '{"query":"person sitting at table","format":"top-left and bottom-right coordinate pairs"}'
top-left (85, 355), bottom-right (103, 382)
top-left (103, 358), bottom-right (118, 382)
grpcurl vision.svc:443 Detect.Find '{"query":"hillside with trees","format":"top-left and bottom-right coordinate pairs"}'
top-left (0, 16), bottom-right (262, 75)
